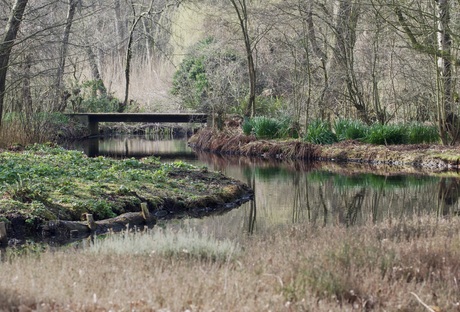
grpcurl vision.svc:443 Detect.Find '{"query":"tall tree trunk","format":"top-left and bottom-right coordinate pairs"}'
top-left (55, 0), bottom-right (78, 112)
top-left (230, 0), bottom-right (256, 118)
top-left (436, 0), bottom-right (455, 143)
top-left (329, 1), bottom-right (368, 123)
top-left (121, 10), bottom-right (142, 112)
top-left (0, 0), bottom-right (28, 127)
top-left (121, 0), bottom-right (157, 112)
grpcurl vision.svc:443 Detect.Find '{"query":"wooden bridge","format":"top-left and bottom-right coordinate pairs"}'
top-left (67, 113), bottom-right (209, 136)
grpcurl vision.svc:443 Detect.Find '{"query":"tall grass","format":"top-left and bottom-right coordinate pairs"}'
top-left (0, 113), bottom-right (71, 147)
top-left (0, 217), bottom-right (459, 311)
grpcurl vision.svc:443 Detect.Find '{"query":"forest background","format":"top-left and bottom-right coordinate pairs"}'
top-left (0, 0), bottom-right (458, 145)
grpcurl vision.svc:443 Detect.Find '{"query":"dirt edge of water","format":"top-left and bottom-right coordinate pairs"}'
top-left (189, 128), bottom-right (460, 171)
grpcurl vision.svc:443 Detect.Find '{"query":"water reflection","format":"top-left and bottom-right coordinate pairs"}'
top-left (69, 135), bottom-right (197, 160)
top-left (67, 136), bottom-right (460, 239)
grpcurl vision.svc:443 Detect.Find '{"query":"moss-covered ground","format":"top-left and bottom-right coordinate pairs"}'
top-left (0, 143), bottom-right (251, 238)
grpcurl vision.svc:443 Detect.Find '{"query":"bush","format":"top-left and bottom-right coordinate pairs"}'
top-left (304, 120), bottom-right (337, 144)
top-left (334, 119), bottom-right (368, 141)
top-left (171, 37), bottom-right (245, 113)
top-left (68, 80), bottom-right (119, 113)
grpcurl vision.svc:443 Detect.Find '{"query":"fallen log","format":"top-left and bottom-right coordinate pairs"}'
top-left (42, 211), bottom-right (156, 240)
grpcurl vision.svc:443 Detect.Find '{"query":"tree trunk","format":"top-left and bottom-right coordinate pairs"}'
top-left (86, 45), bottom-right (106, 97)
top-left (122, 13), bottom-right (142, 112)
top-left (0, 0), bottom-right (28, 127)
top-left (436, 0), bottom-right (455, 143)
top-left (331, 1), bottom-right (368, 124)
top-left (55, 0), bottom-right (78, 112)
top-left (230, 0), bottom-right (256, 117)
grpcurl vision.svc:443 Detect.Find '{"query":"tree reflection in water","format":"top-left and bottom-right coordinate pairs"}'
top-left (68, 137), bottom-right (460, 237)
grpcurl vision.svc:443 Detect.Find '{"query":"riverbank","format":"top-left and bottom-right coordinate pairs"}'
top-left (0, 143), bottom-right (252, 243)
top-left (189, 128), bottom-right (460, 170)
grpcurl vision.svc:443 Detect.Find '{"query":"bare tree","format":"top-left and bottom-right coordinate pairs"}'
top-left (390, 0), bottom-right (459, 143)
top-left (229, 0), bottom-right (256, 117)
top-left (0, 0), bottom-right (28, 127)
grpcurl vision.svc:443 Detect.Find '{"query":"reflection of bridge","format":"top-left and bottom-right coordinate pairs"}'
top-left (67, 113), bottom-right (209, 136)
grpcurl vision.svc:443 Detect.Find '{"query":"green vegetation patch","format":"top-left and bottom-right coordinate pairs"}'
top-left (0, 144), bottom-right (249, 231)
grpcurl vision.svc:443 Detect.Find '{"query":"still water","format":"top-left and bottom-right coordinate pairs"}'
top-left (67, 135), bottom-right (460, 240)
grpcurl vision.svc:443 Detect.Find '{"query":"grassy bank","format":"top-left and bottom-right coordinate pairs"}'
top-left (190, 128), bottom-right (460, 170)
top-left (1, 216), bottom-right (459, 310)
top-left (0, 143), bottom-right (251, 240)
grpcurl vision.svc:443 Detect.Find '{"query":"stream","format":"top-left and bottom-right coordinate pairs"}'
top-left (67, 134), bottom-right (460, 241)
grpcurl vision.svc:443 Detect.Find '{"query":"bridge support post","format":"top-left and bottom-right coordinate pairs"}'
top-left (88, 120), bottom-right (99, 136)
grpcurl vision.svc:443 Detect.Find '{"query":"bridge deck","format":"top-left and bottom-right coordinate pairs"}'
top-left (66, 113), bottom-right (208, 136)
top-left (68, 113), bottom-right (208, 123)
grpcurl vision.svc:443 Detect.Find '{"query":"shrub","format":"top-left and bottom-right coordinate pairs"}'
top-left (334, 119), bottom-right (368, 141)
top-left (171, 37), bottom-right (245, 114)
top-left (68, 80), bottom-right (119, 113)
top-left (304, 120), bottom-right (337, 144)
top-left (254, 95), bottom-right (284, 117)
top-left (276, 117), bottom-right (300, 139)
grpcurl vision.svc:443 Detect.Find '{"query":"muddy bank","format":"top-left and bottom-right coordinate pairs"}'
top-left (189, 128), bottom-right (460, 171)
top-left (0, 144), bottom-right (253, 245)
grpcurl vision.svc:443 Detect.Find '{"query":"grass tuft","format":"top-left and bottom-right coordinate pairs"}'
top-left (86, 227), bottom-right (240, 262)
top-left (334, 118), bottom-right (368, 141)
top-left (304, 119), bottom-right (337, 144)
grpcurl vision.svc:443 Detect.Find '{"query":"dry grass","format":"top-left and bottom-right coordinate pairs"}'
top-left (189, 128), bottom-right (319, 160)
top-left (1, 216), bottom-right (460, 311)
